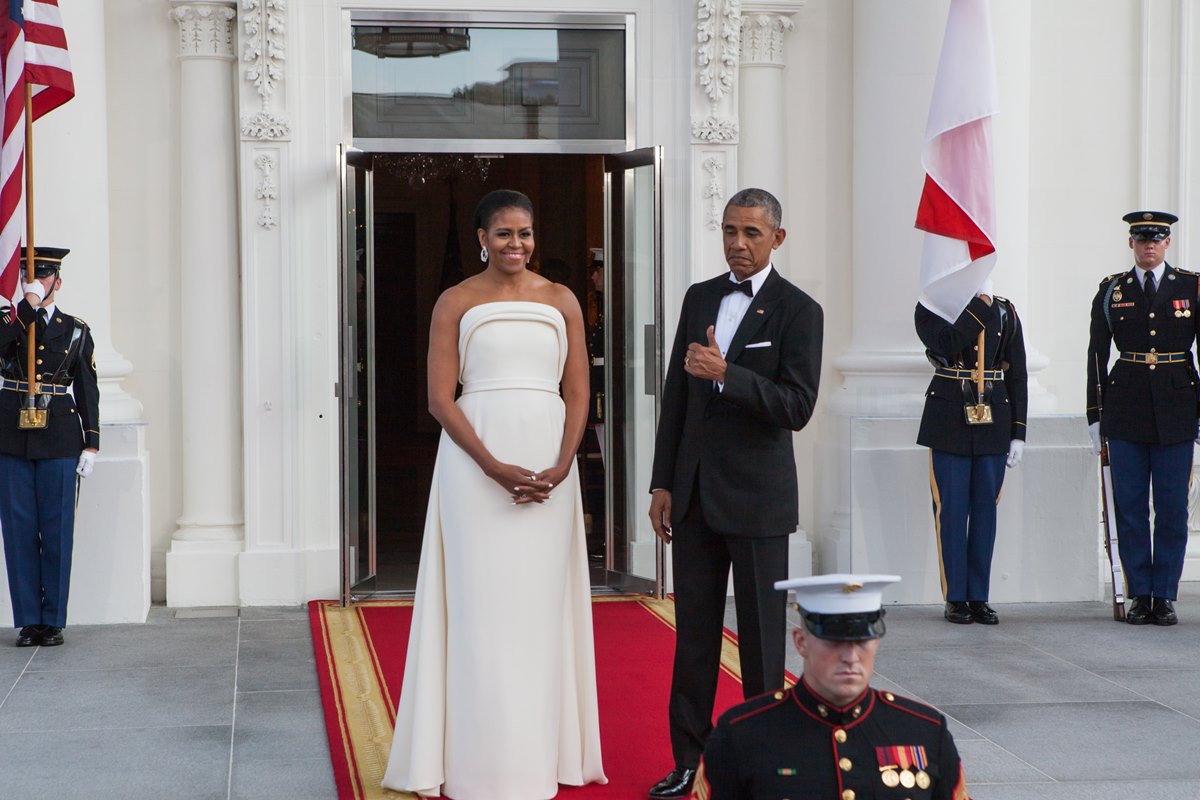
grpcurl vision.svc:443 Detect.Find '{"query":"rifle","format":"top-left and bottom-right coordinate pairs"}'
top-left (1094, 353), bottom-right (1126, 621)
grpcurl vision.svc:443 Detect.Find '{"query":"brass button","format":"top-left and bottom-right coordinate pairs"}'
top-left (973, 345), bottom-right (978, 351)
top-left (1150, 364), bottom-right (1157, 371)
top-left (774, 691), bottom-right (785, 700)
top-left (69, 408), bottom-right (75, 414)
top-left (885, 692), bottom-right (895, 701)
top-left (35, 359), bottom-right (42, 365)
top-left (1151, 347), bottom-right (1158, 353)
top-left (842, 791), bottom-right (855, 800)
top-left (834, 729), bottom-right (847, 743)
top-left (839, 757), bottom-right (852, 772)
top-left (37, 345), bottom-right (43, 351)
top-left (35, 374), bottom-right (41, 380)
top-left (1151, 330), bottom-right (1157, 336)
top-left (1150, 312), bottom-right (1156, 318)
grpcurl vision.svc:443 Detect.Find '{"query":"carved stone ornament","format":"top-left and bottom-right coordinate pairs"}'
top-left (241, 111), bottom-right (292, 141)
top-left (254, 153), bottom-right (278, 230)
top-left (168, 2), bottom-right (237, 60)
top-left (696, 0), bottom-right (742, 104)
top-left (241, 0), bottom-right (287, 103)
top-left (701, 154), bottom-right (726, 230)
top-left (741, 13), bottom-right (793, 65)
top-left (692, 115), bottom-right (738, 143)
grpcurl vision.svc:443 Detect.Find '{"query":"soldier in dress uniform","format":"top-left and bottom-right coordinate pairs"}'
top-left (691, 574), bottom-right (970, 800)
top-left (1086, 211), bottom-right (1198, 626)
top-left (915, 286), bottom-right (1028, 625)
top-left (0, 247), bottom-right (99, 647)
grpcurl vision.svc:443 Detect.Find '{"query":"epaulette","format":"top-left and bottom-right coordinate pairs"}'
top-left (723, 688), bottom-right (790, 726)
top-left (875, 689), bottom-right (944, 725)
top-left (1098, 271), bottom-right (1125, 288)
top-left (1173, 267), bottom-right (1198, 276)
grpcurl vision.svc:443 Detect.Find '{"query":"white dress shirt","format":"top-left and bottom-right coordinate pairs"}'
top-left (714, 264), bottom-right (773, 390)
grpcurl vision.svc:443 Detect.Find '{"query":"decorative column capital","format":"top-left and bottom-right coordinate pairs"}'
top-left (168, 1), bottom-right (237, 60)
top-left (740, 12), bottom-right (795, 67)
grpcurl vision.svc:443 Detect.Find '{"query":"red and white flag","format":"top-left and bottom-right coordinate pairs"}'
top-left (914, 0), bottom-right (997, 323)
top-left (0, 0), bottom-right (74, 310)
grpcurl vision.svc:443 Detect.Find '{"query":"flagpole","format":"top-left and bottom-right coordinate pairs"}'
top-left (19, 82), bottom-right (45, 429)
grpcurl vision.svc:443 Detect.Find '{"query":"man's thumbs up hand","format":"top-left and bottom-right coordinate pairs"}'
top-left (685, 324), bottom-right (727, 383)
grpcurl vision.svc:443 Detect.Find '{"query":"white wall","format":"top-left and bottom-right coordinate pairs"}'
top-left (104, 1), bottom-right (182, 602)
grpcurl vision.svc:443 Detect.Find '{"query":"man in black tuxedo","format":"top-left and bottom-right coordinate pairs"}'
top-left (647, 188), bottom-right (823, 799)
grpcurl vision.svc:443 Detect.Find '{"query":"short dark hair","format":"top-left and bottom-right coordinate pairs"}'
top-left (724, 188), bottom-right (782, 229)
top-left (474, 189), bottom-right (535, 231)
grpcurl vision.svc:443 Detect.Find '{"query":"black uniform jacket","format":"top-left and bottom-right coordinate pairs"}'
top-left (916, 296), bottom-right (1028, 456)
top-left (650, 269), bottom-right (823, 537)
top-left (1087, 263), bottom-right (1200, 445)
top-left (0, 299), bottom-right (99, 459)
top-left (693, 679), bottom-right (970, 800)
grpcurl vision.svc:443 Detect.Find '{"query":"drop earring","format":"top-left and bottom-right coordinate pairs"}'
top-left (480, 247), bottom-right (489, 263)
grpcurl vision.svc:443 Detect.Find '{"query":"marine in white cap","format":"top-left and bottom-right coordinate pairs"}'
top-left (690, 574), bottom-right (970, 800)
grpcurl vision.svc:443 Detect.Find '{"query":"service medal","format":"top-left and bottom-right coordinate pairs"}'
top-left (916, 770), bottom-right (931, 789)
top-left (1176, 310), bottom-right (1183, 318)
top-left (881, 769), bottom-right (900, 788)
top-left (1113, 289), bottom-right (1124, 302)
top-left (900, 769), bottom-right (916, 789)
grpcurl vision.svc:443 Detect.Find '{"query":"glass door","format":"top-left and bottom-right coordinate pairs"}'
top-left (604, 146), bottom-right (664, 596)
top-left (339, 146), bottom-right (378, 604)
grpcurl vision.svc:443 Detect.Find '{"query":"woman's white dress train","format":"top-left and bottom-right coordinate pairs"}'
top-left (382, 301), bottom-right (606, 799)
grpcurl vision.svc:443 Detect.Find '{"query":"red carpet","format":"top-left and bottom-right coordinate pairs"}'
top-left (309, 596), bottom-right (794, 800)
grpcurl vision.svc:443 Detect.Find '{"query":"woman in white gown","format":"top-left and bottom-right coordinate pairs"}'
top-left (382, 190), bottom-right (606, 799)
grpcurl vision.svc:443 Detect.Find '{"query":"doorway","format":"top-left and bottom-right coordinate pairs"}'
top-left (339, 150), bottom-right (662, 600)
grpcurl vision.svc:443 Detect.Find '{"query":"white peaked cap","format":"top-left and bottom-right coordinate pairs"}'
top-left (774, 574), bottom-right (902, 615)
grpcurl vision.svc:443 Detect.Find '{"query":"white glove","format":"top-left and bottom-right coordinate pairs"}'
top-left (1006, 439), bottom-right (1024, 469)
top-left (76, 450), bottom-right (96, 478)
top-left (21, 278), bottom-right (45, 306)
top-left (1088, 422), bottom-right (1102, 456)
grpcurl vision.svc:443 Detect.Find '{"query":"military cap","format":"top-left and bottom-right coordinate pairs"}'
top-left (1123, 211), bottom-right (1178, 241)
top-left (775, 573), bottom-right (901, 642)
top-left (28, 246), bottom-right (69, 278)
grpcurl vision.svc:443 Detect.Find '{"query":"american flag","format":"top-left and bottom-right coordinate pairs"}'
top-left (0, 0), bottom-right (73, 308)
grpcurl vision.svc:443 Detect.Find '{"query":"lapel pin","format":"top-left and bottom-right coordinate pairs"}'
top-left (756, 309), bottom-right (764, 314)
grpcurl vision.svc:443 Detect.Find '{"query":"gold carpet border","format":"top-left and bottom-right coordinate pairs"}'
top-left (317, 600), bottom-right (413, 799)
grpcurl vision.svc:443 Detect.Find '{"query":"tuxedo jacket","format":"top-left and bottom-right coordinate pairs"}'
top-left (650, 269), bottom-right (823, 537)
top-left (1087, 263), bottom-right (1200, 445)
top-left (0, 299), bottom-right (99, 459)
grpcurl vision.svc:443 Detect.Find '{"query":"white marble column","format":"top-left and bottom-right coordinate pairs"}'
top-left (35, 1), bottom-right (142, 423)
top-left (165, 0), bottom-right (244, 606)
top-left (737, 4), bottom-right (801, 198)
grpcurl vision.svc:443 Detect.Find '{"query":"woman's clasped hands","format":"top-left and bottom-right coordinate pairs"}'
top-left (487, 462), bottom-right (569, 504)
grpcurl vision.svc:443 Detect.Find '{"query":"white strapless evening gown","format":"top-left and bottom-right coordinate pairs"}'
top-left (382, 302), bottom-right (606, 799)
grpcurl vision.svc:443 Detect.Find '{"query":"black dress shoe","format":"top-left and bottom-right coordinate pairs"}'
top-left (968, 601), bottom-right (999, 625)
top-left (648, 768), bottom-right (697, 799)
top-left (1125, 596), bottom-right (1152, 625)
top-left (944, 601), bottom-right (973, 624)
top-left (15, 625), bottom-right (42, 647)
top-left (1151, 598), bottom-right (1178, 626)
top-left (39, 627), bottom-right (63, 646)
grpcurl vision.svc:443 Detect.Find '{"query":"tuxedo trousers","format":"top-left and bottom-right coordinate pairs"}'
top-left (668, 491), bottom-right (789, 768)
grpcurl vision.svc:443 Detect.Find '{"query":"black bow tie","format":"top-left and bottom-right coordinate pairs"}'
top-left (723, 280), bottom-right (754, 298)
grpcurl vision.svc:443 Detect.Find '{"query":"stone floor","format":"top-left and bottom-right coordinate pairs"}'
top-left (0, 588), bottom-right (1195, 799)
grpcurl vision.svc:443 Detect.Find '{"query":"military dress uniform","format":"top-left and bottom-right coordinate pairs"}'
top-left (1087, 212), bottom-right (1198, 624)
top-left (915, 295), bottom-right (1028, 622)
top-left (693, 681), bottom-right (969, 800)
top-left (692, 574), bottom-right (971, 800)
top-left (0, 250), bottom-right (98, 643)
